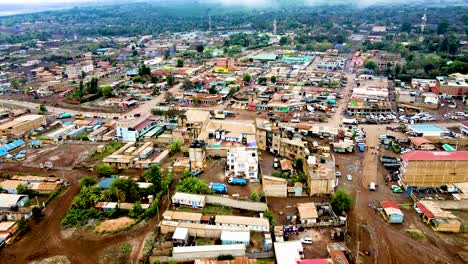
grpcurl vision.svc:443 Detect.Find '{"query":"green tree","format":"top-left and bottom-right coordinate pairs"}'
top-left (250, 192), bottom-right (259, 201)
top-left (86, 77), bottom-right (99, 94)
top-left (139, 64), bottom-right (151, 76)
top-left (80, 176), bottom-right (97, 188)
top-left (331, 189), bottom-right (352, 213)
top-left (166, 75), bottom-right (174, 86)
top-left (243, 73), bottom-right (251, 83)
top-left (102, 85), bottom-right (113, 97)
top-left (95, 163), bottom-right (114, 177)
top-left (257, 77), bottom-right (267, 85)
top-left (143, 165), bottom-right (162, 193)
top-left (39, 104), bottom-right (47, 114)
top-left (270, 75), bottom-right (277, 84)
top-left (72, 185), bottom-right (102, 209)
top-left (176, 58), bottom-right (184, 68)
top-left (279, 36), bottom-right (291, 45)
top-left (401, 22), bottom-right (412, 33)
top-left (111, 178), bottom-right (140, 203)
top-left (437, 19), bottom-right (449, 35)
top-left (196, 45), bottom-right (204, 53)
top-left (364, 60), bottom-right (377, 71)
top-left (177, 177), bottom-right (212, 194)
top-left (32, 206), bottom-right (43, 218)
top-left (129, 201), bottom-right (144, 219)
top-left (169, 140), bottom-right (183, 153)
top-left (208, 86), bottom-right (218, 94)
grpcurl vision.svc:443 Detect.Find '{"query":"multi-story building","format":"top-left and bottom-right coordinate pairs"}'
top-left (346, 75), bottom-right (392, 116)
top-left (226, 147), bottom-right (258, 179)
top-left (305, 153), bottom-right (336, 195)
top-left (436, 74), bottom-right (468, 97)
top-left (400, 151), bottom-right (468, 187)
top-left (115, 117), bottom-right (160, 142)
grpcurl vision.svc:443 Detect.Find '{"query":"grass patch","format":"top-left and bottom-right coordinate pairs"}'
top-left (399, 204), bottom-right (411, 210)
top-left (196, 238), bottom-right (215, 246)
top-left (179, 204), bottom-right (235, 215)
top-left (256, 258), bottom-right (275, 264)
top-left (405, 228), bottom-right (426, 241)
top-left (99, 242), bottom-right (133, 264)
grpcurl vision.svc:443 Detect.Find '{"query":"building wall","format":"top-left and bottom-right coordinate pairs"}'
top-left (262, 182), bottom-right (288, 197)
top-left (401, 160), bottom-right (468, 187)
top-left (437, 84), bottom-right (468, 96)
top-left (0, 116), bottom-right (46, 137)
top-left (309, 179), bottom-right (335, 195)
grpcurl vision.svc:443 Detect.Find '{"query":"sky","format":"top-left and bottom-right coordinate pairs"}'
top-left (0, 0), bottom-right (463, 6)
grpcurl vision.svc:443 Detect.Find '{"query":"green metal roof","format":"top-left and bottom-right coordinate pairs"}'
top-left (250, 53), bottom-right (277, 61)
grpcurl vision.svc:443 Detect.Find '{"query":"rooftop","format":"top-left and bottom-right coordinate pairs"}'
top-left (401, 151), bottom-right (468, 161)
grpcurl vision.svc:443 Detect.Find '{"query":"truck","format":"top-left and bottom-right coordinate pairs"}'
top-left (342, 118), bottom-right (358, 125)
top-left (357, 143), bottom-right (366, 152)
top-left (228, 178), bottom-right (247, 185)
top-left (391, 141), bottom-right (401, 154)
top-left (57, 113), bottom-right (72, 119)
top-left (210, 182), bottom-right (228, 194)
top-left (369, 181), bottom-right (377, 191)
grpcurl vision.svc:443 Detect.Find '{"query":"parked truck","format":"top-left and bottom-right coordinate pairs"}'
top-left (210, 182), bottom-right (228, 194)
top-left (57, 113), bottom-right (73, 119)
top-left (228, 178), bottom-right (247, 185)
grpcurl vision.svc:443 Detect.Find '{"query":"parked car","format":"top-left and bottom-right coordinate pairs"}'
top-left (347, 174), bottom-right (353, 181)
top-left (273, 158), bottom-right (279, 169)
top-left (301, 237), bottom-right (313, 244)
top-left (335, 171), bottom-right (342, 177)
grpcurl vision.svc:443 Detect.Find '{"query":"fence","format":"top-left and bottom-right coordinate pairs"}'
top-left (205, 195), bottom-right (268, 212)
top-left (246, 251), bottom-right (275, 259)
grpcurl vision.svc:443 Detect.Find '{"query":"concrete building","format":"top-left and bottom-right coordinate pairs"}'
top-left (220, 231), bottom-right (250, 246)
top-left (0, 194), bottom-right (29, 209)
top-left (0, 180), bottom-right (25, 194)
top-left (436, 74), bottom-right (468, 97)
top-left (175, 110), bottom-right (211, 141)
top-left (115, 117), bottom-right (160, 142)
top-left (400, 151), bottom-right (468, 187)
top-left (407, 124), bottom-right (447, 137)
top-left (172, 244), bottom-right (246, 262)
top-left (262, 175), bottom-right (288, 197)
top-left (215, 215), bottom-right (269, 232)
top-left (306, 154), bottom-right (336, 195)
top-left (163, 210), bottom-right (203, 224)
top-left (0, 115), bottom-right (46, 137)
top-left (255, 118), bottom-right (280, 153)
top-left (280, 138), bottom-right (309, 160)
top-left (347, 75), bottom-right (392, 116)
top-left (274, 241), bottom-right (304, 264)
top-left (189, 140), bottom-right (206, 169)
top-left (172, 192), bottom-right (206, 208)
top-left (410, 137), bottom-right (435, 150)
top-left (297, 202), bottom-right (318, 225)
top-left (226, 147), bottom-right (259, 179)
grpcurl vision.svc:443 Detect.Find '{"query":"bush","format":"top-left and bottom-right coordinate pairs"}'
top-left (250, 192), bottom-right (259, 202)
top-left (80, 176), bottom-right (97, 188)
top-left (96, 163), bottom-right (114, 177)
top-left (177, 177), bottom-right (212, 194)
top-left (62, 208), bottom-right (103, 227)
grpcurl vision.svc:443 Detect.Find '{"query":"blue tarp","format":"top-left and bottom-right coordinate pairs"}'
top-left (0, 139), bottom-right (25, 157)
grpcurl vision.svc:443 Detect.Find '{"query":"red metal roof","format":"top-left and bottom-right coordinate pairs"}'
top-left (134, 119), bottom-right (155, 132)
top-left (297, 260), bottom-right (329, 264)
top-left (416, 202), bottom-right (434, 219)
top-left (401, 151), bottom-right (468, 161)
top-left (410, 137), bottom-right (432, 147)
top-left (380, 201), bottom-right (399, 209)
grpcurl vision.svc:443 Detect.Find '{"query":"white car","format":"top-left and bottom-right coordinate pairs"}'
top-left (456, 112), bottom-right (465, 116)
top-left (347, 174), bottom-right (353, 181)
top-left (335, 172), bottom-right (342, 177)
top-left (301, 237), bottom-right (313, 244)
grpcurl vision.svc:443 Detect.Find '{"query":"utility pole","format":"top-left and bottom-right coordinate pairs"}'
top-left (356, 241), bottom-right (362, 264)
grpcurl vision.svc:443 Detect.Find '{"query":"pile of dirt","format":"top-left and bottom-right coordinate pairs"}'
top-left (404, 228), bottom-right (426, 241)
top-left (31, 256), bottom-right (70, 264)
top-left (96, 217), bottom-right (136, 233)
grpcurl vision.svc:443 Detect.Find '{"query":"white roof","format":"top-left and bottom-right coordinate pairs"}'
top-left (220, 231), bottom-right (250, 242)
top-left (173, 244), bottom-right (245, 254)
top-left (274, 241), bottom-right (303, 264)
top-left (0, 194), bottom-right (28, 207)
top-left (137, 182), bottom-right (153, 189)
top-left (0, 221), bottom-right (15, 232)
top-left (172, 192), bottom-right (206, 202)
top-left (172, 227), bottom-right (189, 240)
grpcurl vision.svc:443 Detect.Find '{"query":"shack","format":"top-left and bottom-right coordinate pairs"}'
top-left (380, 201), bottom-right (404, 224)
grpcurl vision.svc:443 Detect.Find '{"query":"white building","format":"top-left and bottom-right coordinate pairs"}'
top-left (226, 147), bottom-right (258, 179)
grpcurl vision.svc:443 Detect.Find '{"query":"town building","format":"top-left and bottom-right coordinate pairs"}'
top-left (0, 180), bottom-right (25, 194)
top-left (115, 117), bottom-right (161, 142)
top-left (172, 244), bottom-right (246, 262)
top-left (0, 115), bottom-right (46, 137)
top-left (347, 75), bottom-right (392, 116)
top-left (274, 241), bottom-right (304, 264)
top-left (380, 201), bottom-right (404, 224)
top-left (305, 154), bottom-right (336, 195)
top-left (297, 202), bottom-right (318, 225)
top-left (172, 192), bottom-right (206, 208)
top-left (400, 151), bottom-right (468, 187)
top-left (262, 175), bottom-right (288, 197)
top-left (226, 147), bottom-right (259, 179)
top-left (214, 215), bottom-right (269, 232)
top-left (436, 74), bottom-right (468, 97)
top-left (0, 194), bottom-right (29, 210)
top-left (220, 231), bottom-right (250, 246)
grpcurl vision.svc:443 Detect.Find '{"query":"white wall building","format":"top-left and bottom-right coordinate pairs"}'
top-left (226, 147), bottom-right (258, 179)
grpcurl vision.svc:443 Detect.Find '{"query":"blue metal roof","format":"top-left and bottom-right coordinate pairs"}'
top-left (0, 139), bottom-right (25, 157)
top-left (97, 178), bottom-right (116, 189)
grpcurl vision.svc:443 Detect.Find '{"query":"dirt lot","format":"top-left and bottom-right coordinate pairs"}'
top-left (25, 143), bottom-right (98, 169)
top-left (201, 159), bottom-right (262, 199)
top-left (96, 217), bottom-right (136, 233)
top-left (0, 164), bottom-right (179, 264)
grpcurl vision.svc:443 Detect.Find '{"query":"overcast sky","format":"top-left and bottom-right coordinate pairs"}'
top-left (0, 0), bottom-right (462, 6)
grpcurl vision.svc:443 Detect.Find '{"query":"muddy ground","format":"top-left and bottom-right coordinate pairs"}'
top-left (24, 143), bottom-right (98, 170)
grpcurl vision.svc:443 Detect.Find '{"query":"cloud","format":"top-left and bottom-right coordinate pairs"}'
top-left (205, 0), bottom-right (273, 7)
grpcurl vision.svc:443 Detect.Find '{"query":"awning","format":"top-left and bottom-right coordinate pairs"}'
top-left (416, 202), bottom-right (434, 219)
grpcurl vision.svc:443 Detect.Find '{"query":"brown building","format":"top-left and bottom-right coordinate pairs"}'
top-left (400, 151), bottom-right (468, 187)
top-left (0, 115), bottom-right (46, 137)
top-left (436, 74), bottom-right (468, 97)
top-left (215, 58), bottom-right (235, 70)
